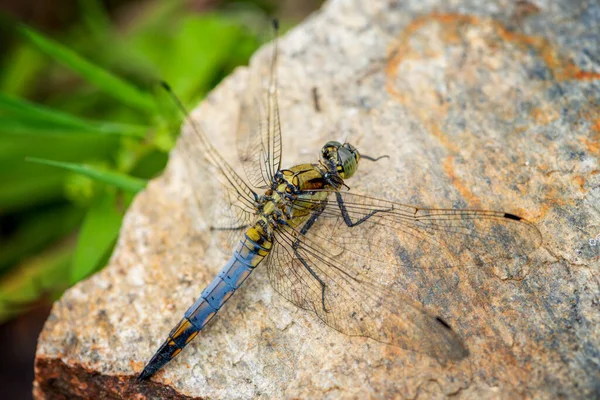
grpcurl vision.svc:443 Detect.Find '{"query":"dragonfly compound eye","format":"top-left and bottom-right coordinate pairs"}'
top-left (337, 144), bottom-right (359, 179)
top-left (343, 143), bottom-right (360, 162)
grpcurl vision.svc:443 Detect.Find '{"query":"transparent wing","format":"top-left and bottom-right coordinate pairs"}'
top-left (265, 191), bottom-right (542, 359)
top-left (287, 191), bottom-right (542, 273)
top-left (236, 23), bottom-right (282, 189)
top-left (177, 109), bottom-right (258, 253)
top-left (268, 224), bottom-right (469, 362)
top-left (176, 23), bottom-right (282, 252)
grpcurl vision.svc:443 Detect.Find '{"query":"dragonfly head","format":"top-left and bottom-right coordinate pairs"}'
top-left (321, 141), bottom-right (360, 179)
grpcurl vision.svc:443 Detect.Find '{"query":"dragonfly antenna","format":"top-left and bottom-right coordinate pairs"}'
top-left (361, 154), bottom-right (390, 162)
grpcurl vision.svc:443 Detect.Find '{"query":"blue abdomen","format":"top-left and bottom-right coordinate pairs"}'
top-left (137, 224), bottom-right (272, 381)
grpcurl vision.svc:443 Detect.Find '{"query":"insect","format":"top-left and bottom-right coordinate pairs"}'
top-left (137, 20), bottom-right (542, 381)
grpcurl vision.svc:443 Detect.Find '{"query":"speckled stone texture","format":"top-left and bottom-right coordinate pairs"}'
top-left (34, 0), bottom-right (599, 398)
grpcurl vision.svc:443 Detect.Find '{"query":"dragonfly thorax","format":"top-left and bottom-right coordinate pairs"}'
top-left (320, 141), bottom-right (360, 180)
top-left (258, 164), bottom-right (335, 228)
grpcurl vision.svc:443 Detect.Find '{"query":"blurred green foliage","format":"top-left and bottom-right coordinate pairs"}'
top-left (0, 0), bottom-right (280, 322)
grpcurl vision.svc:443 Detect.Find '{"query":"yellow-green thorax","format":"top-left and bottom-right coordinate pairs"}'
top-left (258, 141), bottom-right (363, 230)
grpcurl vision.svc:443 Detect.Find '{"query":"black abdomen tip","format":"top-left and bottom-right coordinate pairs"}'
top-left (137, 368), bottom-right (153, 382)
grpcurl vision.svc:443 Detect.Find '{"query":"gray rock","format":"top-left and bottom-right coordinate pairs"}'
top-left (34, 0), bottom-right (600, 398)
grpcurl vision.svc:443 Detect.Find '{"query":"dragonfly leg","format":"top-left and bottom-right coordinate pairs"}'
top-left (335, 192), bottom-right (392, 227)
top-left (291, 202), bottom-right (331, 313)
top-left (294, 251), bottom-right (330, 313)
top-left (209, 224), bottom-right (250, 231)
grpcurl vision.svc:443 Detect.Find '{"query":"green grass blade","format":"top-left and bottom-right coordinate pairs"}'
top-left (0, 43), bottom-right (46, 96)
top-left (70, 191), bottom-right (123, 284)
top-left (25, 157), bottom-right (147, 193)
top-left (0, 242), bottom-right (73, 323)
top-left (0, 93), bottom-right (148, 137)
top-left (0, 92), bottom-right (94, 126)
top-left (18, 24), bottom-right (156, 113)
top-left (0, 204), bottom-right (83, 273)
top-left (0, 117), bottom-right (148, 137)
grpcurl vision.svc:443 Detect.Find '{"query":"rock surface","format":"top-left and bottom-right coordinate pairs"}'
top-left (34, 0), bottom-right (599, 398)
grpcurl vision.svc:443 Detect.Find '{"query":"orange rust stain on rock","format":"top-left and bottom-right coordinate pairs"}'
top-left (572, 176), bottom-right (585, 191)
top-left (130, 360), bottom-right (144, 370)
top-left (536, 184), bottom-right (573, 220)
top-left (386, 13), bottom-right (600, 101)
top-left (385, 12), bottom-right (600, 127)
top-left (530, 105), bottom-right (559, 125)
top-left (385, 13), bottom-right (469, 103)
top-left (385, 12), bottom-right (599, 212)
top-left (427, 117), bottom-right (459, 154)
top-left (494, 28), bottom-right (600, 82)
top-left (582, 138), bottom-right (600, 157)
top-left (581, 119), bottom-right (600, 157)
top-left (443, 156), bottom-right (480, 206)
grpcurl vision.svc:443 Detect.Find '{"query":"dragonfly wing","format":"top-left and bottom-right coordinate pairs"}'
top-left (177, 109), bottom-right (258, 253)
top-left (236, 26), bottom-right (282, 189)
top-left (268, 224), bottom-right (469, 361)
top-left (289, 191), bottom-right (542, 272)
top-left (207, 181), bottom-right (256, 253)
top-left (266, 191), bottom-right (542, 359)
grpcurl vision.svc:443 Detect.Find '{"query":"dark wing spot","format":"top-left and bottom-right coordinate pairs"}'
top-left (503, 213), bottom-right (522, 221)
top-left (435, 316), bottom-right (452, 330)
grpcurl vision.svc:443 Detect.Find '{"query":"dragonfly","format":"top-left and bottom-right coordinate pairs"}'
top-left (137, 20), bottom-right (542, 381)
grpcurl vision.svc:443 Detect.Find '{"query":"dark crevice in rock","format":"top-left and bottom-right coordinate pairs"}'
top-left (34, 358), bottom-right (202, 400)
